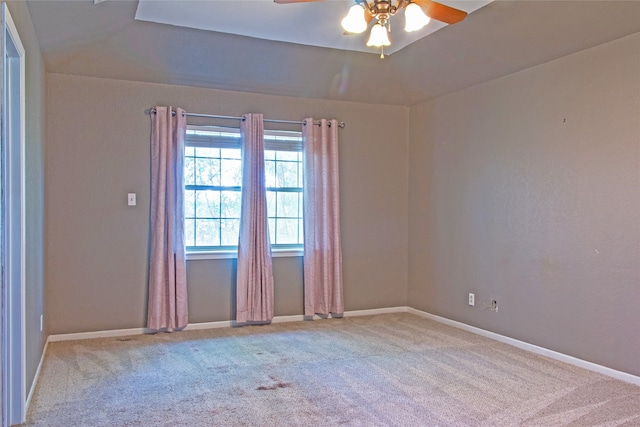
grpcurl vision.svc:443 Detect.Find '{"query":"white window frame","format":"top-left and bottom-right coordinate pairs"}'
top-left (184, 125), bottom-right (304, 260)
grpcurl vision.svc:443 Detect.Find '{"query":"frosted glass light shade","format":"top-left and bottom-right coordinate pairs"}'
top-left (341, 5), bottom-right (368, 34)
top-left (404, 3), bottom-right (430, 32)
top-left (366, 23), bottom-right (391, 47)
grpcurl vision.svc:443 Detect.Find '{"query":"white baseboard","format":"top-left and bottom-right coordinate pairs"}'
top-left (344, 306), bottom-right (409, 317)
top-left (44, 305), bottom-right (638, 386)
top-left (185, 315), bottom-right (303, 329)
top-left (48, 327), bottom-right (147, 342)
top-left (271, 315), bottom-right (305, 324)
top-left (25, 339), bottom-right (48, 415)
top-left (184, 320), bottom-right (234, 330)
top-left (406, 307), bottom-right (640, 386)
top-left (47, 307), bottom-right (410, 342)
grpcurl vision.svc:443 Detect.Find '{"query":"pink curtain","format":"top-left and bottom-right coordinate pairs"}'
top-left (147, 106), bottom-right (188, 331)
top-left (303, 118), bottom-right (344, 317)
top-left (236, 113), bottom-right (275, 323)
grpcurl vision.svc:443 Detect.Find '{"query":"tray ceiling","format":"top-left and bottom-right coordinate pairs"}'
top-left (135, 0), bottom-right (492, 55)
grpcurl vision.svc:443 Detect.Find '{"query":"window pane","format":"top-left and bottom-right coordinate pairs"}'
top-left (185, 218), bottom-right (195, 247)
top-left (184, 190), bottom-right (196, 218)
top-left (221, 148), bottom-right (241, 159)
top-left (277, 192), bottom-right (299, 217)
top-left (195, 219), bottom-right (220, 246)
top-left (266, 191), bottom-right (276, 217)
top-left (268, 218), bottom-right (276, 245)
top-left (221, 219), bottom-right (240, 246)
top-left (185, 146), bottom-right (195, 157)
top-left (221, 191), bottom-right (241, 218)
top-left (195, 147), bottom-right (219, 158)
top-left (264, 150), bottom-right (275, 160)
top-left (195, 158), bottom-right (220, 186)
top-left (276, 161), bottom-right (299, 188)
top-left (299, 219), bottom-right (304, 244)
top-left (265, 160), bottom-right (276, 188)
top-left (220, 159), bottom-right (242, 187)
top-left (276, 219), bottom-right (300, 244)
top-left (298, 192), bottom-right (303, 216)
top-left (276, 151), bottom-right (298, 161)
top-left (184, 157), bottom-right (195, 186)
top-left (196, 190), bottom-right (220, 218)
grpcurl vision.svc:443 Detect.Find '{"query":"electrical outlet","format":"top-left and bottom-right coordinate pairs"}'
top-left (127, 193), bottom-right (136, 206)
top-left (468, 293), bottom-right (475, 306)
top-left (491, 299), bottom-right (498, 312)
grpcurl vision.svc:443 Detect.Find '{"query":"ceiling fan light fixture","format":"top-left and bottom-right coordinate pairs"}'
top-left (366, 23), bottom-right (391, 47)
top-left (404, 2), bottom-right (431, 32)
top-left (276, 0), bottom-right (468, 57)
top-left (341, 4), bottom-right (368, 34)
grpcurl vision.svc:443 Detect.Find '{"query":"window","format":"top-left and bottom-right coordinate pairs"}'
top-left (184, 125), bottom-right (303, 252)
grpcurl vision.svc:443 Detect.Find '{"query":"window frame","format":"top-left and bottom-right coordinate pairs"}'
top-left (184, 125), bottom-right (304, 260)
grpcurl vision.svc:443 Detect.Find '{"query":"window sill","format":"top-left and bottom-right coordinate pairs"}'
top-left (186, 248), bottom-right (303, 261)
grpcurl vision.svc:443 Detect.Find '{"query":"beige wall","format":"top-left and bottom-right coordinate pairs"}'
top-left (408, 33), bottom-right (640, 376)
top-left (43, 15), bottom-right (638, 380)
top-left (5, 0), bottom-right (47, 394)
top-left (45, 74), bottom-right (409, 334)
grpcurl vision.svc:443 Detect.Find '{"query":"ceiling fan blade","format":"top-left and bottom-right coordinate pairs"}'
top-left (274, 0), bottom-right (323, 3)
top-left (413, 0), bottom-right (467, 25)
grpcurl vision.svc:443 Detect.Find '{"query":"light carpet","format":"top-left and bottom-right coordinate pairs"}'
top-left (23, 313), bottom-right (640, 426)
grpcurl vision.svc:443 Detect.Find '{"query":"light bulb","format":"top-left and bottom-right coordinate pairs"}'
top-left (366, 23), bottom-right (391, 47)
top-left (341, 5), bottom-right (368, 34)
top-left (404, 3), bottom-right (430, 32)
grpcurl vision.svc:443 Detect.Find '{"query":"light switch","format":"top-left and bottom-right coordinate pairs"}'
top-left (128, 193), bottom-right (136, 206)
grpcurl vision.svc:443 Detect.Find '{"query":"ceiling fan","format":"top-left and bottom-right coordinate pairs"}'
top-left (274, 0), bottom-right (467, 58)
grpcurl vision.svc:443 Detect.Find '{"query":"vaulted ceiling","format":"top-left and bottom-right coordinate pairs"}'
top-left (27, 0), bottom-right (640, 106)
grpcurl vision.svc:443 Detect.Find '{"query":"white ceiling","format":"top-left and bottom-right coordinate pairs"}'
top-left (134, 0), bottom-right (492, 55)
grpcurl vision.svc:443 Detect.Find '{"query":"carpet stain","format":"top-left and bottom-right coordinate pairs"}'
top-left (256, 382), bottom-right (291, 391)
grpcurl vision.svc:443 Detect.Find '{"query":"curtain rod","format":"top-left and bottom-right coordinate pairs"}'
top-left (146, 108), bottom-right (345, 129)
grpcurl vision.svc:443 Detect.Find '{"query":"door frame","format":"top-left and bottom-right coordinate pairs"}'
top-left (1, 3), bottom-right (26, 426)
